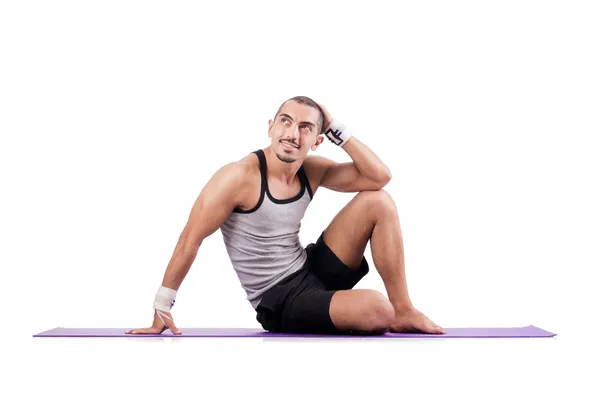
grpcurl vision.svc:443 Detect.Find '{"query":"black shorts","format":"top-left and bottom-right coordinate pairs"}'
top-left (255, 231), bottom-right (370, 334)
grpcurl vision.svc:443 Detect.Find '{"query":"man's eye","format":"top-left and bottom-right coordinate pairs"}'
top-left (301, 125), bottom-right (311, 131)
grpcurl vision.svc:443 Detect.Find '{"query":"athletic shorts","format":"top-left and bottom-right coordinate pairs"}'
top-left (255, 231), bottom-right (370, 334)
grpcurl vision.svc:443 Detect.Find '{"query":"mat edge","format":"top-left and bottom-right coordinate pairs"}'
top-left (31, 325), bottom-right (557, 338)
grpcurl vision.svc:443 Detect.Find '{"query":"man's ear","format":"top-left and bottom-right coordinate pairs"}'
top-left (312, 135), bottom-right (325, 150)
top-left (268, 119), bottom-right (273, 137)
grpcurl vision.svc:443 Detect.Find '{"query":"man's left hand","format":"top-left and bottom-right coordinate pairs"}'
top-left (316, 102), bottom-right (333, 133)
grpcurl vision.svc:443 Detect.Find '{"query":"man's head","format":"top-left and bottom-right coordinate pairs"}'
top-left (268, 96), bottom-right (326, 164)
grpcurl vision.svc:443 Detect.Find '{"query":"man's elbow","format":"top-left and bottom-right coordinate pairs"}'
top-left (378, 168), bottom-right (392, 187)
top-left (183, 239), bottom-right (203, 254)
top-left (178, 229), bottom-right (205, 254)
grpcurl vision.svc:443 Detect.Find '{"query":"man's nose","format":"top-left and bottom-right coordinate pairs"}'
top-left (285, 126), bottom-right (300, 141)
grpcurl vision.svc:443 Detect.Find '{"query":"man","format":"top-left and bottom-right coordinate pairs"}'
top-left (126, 96), bottom-right (444, 335)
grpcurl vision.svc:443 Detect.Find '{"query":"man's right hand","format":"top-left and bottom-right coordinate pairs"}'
top-left (125, 310), bottom-right (182, 335)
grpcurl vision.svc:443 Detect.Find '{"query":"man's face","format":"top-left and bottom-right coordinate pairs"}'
top-left (268, 101), bottom-right (324, 164)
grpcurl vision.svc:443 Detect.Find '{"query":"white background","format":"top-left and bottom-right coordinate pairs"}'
top-left (2, 0), bottom-right (599, 395)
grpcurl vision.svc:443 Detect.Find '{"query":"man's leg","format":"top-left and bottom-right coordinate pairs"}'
top-left (322, 189), bottom-right (444, 334)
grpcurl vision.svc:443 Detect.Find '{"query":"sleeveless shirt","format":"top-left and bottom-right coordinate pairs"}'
top-left (219, 149), bottom-right (314, 309)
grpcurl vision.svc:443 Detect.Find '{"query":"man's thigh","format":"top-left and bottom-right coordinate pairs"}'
top-left (279, 272), bottom-right (340, 334)
top-left (280, 280), bottom-right (394, 335)
top-left (308, 232), bottom-right (370, 291)
top-left (321, 190), bottom-right (392, 271)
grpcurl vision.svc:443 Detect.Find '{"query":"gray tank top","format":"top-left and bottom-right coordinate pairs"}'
top-left (219, 149), bottom-right (314, 309)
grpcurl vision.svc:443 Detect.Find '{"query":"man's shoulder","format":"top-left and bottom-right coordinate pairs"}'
top-left (301, 154), bottom-right (335, 195)
top-left (236, 151), bottom-right (259, 168)
top-left (302, 153), bottom-right (334, 168)
top-left (216, 152), bottom-right (259, 189)
top-left (235, 152), bottom-right (260, 177)
top-left (302, 153), bottom-right (332, 179)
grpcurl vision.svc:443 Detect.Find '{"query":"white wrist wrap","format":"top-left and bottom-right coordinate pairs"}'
top-left (153, 286), bottom-right (177, 312)
top-left (324, 119), bottom-right (353, 147)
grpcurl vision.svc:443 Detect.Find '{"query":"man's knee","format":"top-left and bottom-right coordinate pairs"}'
top-left (356, 189), bottom-right (397, 215)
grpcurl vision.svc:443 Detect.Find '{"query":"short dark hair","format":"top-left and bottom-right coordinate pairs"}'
top-left (274, 96), bottom-right (325, 134)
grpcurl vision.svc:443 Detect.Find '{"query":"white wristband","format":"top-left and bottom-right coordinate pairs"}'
top-left (323, 119), bottom-right (353, 148)
top-left (153, 286), bottom-right (177, 312)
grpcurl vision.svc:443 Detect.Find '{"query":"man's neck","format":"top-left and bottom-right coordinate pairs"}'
top-left (263, 146), bottom-right (302, 185)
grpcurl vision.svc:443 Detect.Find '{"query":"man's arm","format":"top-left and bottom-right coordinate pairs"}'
top-left (311, 102), bottom-right (392, 193)
top-left (125, 161), bottom-right (251, 335)
top-left (159, 161), bottom-right (251, 290)
top-left (308, 136), bottom-right (392, 193)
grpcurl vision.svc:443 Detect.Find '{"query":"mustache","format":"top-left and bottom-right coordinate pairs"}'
top-left (280, 140), bottom-right (299, 148)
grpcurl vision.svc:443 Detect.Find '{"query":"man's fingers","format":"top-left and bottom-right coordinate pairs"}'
top-left (166, 317), bottom-right (182, 335)
top-left (125, 311), bottom-right (182, 335)
top-left (156, 310), bottom-right (182, 335)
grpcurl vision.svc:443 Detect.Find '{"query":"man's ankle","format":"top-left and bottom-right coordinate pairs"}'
top-left (392, 302), bottom-right (415, 314)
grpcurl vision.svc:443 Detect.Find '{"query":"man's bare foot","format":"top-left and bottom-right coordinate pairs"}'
top-left (391, 308), bottom-right (445, 334)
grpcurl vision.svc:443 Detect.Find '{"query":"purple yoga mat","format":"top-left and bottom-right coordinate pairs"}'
top-left (33, 325), bottom-right (555, 338)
